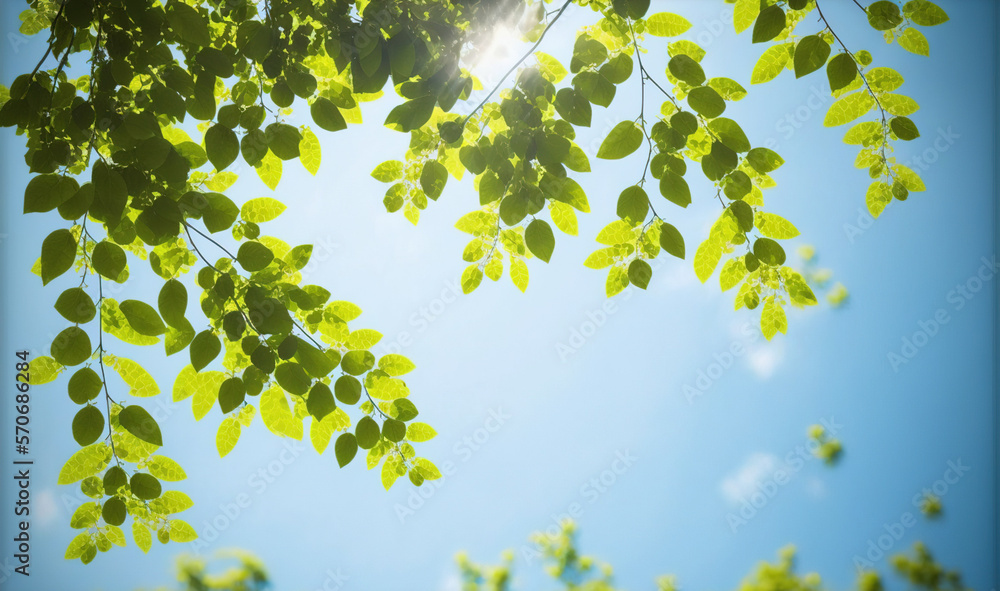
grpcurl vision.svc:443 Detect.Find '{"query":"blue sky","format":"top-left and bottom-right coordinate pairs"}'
top-left (0, 1), bottom-right (996, 590)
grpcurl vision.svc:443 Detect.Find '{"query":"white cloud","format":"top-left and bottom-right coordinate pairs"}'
top-left (34, 489), bottom-right (59, 527)
top-left (720, 452), bottom-right (779, 504)
top-left (744, 340), bottom-right (784, 379)
top-left (439, 572), bottom-right (462, 591)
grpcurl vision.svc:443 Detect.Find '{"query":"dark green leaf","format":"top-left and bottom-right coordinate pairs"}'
top-left (355, 416), bottom-right (380, 449)
top-left (40, 229), bottom-right (76, 286)
top-left (335, 433), bottom-right (358, 467)
top-left (274, 362), bottom-right (310, 395)
top-left (310, 97), bottom-right (347, 132)
top-left (794, 35), bottom-right (831, 78)
top-left (752, 6), bottom-right (786, 43)
top-left (129, 473), bottom-right (161, 500)
top-left (687, 86), bottom-right (726, 118)
top-left (419, 160), bottom-right (448, 200)
top-left (668, 55), bottom-right (706, 86)
top-left (659, 222), bottom-right (685, 259)
top-left (826, 53), bottom-right (858, 91)
top-left (55, 288), bottom-right (96, 323)
top-left (102, 498), bottom-right (127, 526)
top-left (237, 241), bottom-right (274, 271)
top-left (51, 327), bottom-right (92, 366)
top-left (119, 405), bottom-right (163, 447)
top-left (190, 330), bottom-right (221, 372)
top-left (335, 375), bottom-right (362, 404)
top-left (525, 219), bottom-right (555, 263)
top-left (120, 300), bottom-right (167, 336)
top-left (205, 124), bottom-right (239, 171)
top-left (69, 368), bottom-right (102, 404)
top-left (72, 406), bottom-right (104, 446)
top-left (91, 241), bottom-right (127, 282)
top-left (306, 383), bottom-right (336, 421)
top-left (218, 378), bottom-right (246, 414)
top-left (24, 174), bottom-right (79, 213)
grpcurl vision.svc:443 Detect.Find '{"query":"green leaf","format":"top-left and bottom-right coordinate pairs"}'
top-left (880, 94), bottom-right (919, 117)
top-left (659, 222), bottom-right (685, 259)
top-left (606, 266), bottom-right (629, 297)
top-left (237, 241), bottom-right (274, 271)
top-left (867, 1), bottom-right (903, 30)
top-left (687, 86), bottom-right (726, 118)
top-left (720, 258), bottom-right (747, 292)
top-left (29, 356), bottom-right (62, 386)
top-left (525, 219), bottom-right (555, 263)
top-left (110, 356), bottom-right (160, 397)
top-left (694, 239), bottom-right (724, 283)
top-left (461, 264), bottom-right (484, 294)
top-left (264, 123), bottom-right (301, 160)
top-left (205, 124), bottom-right (239, 171)
top-left (133, 522), bottom-right (152, 554)
top-left (627, 259), bottom-right (652, 289)
top-left (554, 88), bottom-right (592, 127)
top-left (310, 97), bottom-right (348, 132)
top-left (158, 279), bottom-right (188, 328)
top-left (761, 296), bottom-right (788, 340)
top-left (903, 0), bottom-right (949, 25)
top-left (355, 415), bottom-right (380, 449)
top-left (894, 164), bottom-right (926, 192)
top-left (92, 241), bottom-right (127, 282)
top-left (753, 238), bottom-right (787, 266)
top-left (384, 95), bottom-right (436, 132)
top-left (275, 362), bottom-right (311, 395)
top-left (40, 229), bottom-right (76, 285)
top-left (824, 91), bottom-right (875, 127)
top-left (58, 443), bottom-right (111, 484)
top-left (218, 377), bottom-right (246, 414)
top-left (420, 160), bottom-right (448, 200)
top-left (120, 300), bottom-right (167, 336)
top-left (147, 456), bottom-right (187, 481)
top-left (659, 170), bottom-right (691, 207)
top-left (746, 148), bottom-right (785, 173)
top-left (216, 417), bottom-right (241, 457)
top-left (55, 288), bottom-right (96, 323)
top-left (335, 433), bottom-right (358, 467)
top-left (306, 383), bottom-right (336, 421)
top-left (190, 330), bottom-right (221, 372)
top-left (72, 406), bottom-right (104, 446)
top-left (165, 2), bottom-right (210, 46)
top-left (24, 174), bottom-right (79, 213)
top-left (897, 27), bottom-right (930, 56)
top-left (827, 53), bottom-right (858, 91)
top-left (597, 121), bottom-right (643, 160)
top-left (129, 473), bottom-right (161, 501)
top-left (755, 213), bottom-right (800, 239)
top-left (891, 116), bottom-right (920, 141)
top-left (68, 367), bottom-right (102, 403)
top-left (371, 160), bottom-right (404, 182)
top-left (794, 35), bottom-right (831, 78)
top-left (407, 422), bottom-right (437, 442)
top-left (378, 354), bottom-right (416, 377)
top-left (119, 405), bottom-right (164, 446)
top-left (751, 43), bottom-right (792, 84)
top-left (240, 197), bottom-right (286, 223)
top-left (617, 186), bottom-right (649, 226)
top-left (51, 326), bottom-right (92, 366)
top-left (298, 128), bottom-right (322, 176)
top-left (645, 12), bottom-right (692, 37)
top-left (668, 55), bottom-right (705, 86)
top-left (734, 0), bottom-right (761, 33)
top-left (708, 118), bottom-right (751, 153)
top-left (752, 6), bottom-right (786, 43)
